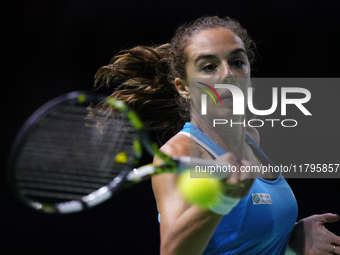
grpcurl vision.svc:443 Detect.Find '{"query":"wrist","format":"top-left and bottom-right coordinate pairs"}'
top-left (208, 193), bottom-right (240, 215)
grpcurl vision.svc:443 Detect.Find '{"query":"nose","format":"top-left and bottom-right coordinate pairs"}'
top-left (219, 61), bottom-right (234, 82)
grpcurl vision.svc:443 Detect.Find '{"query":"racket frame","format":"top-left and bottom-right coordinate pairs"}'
top-left (7, 92), bottom-right (178, 214)
top-left (8, 92), bottom-right (231, 214)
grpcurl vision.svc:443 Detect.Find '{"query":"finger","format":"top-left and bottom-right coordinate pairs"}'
top-left (324, 231), bottom-right (340, 253)
top-left (316, 213), bottom-right (340, 224)
top-left (321, 218), bottom-right (340, 249)
top-left (330, 232), bottom-right (340, 247)
top-left (241, 159), bottom-right (251, 165)
top-left (333, 245), bottom-right (340, 255)
top-left (325, 213), bottom-right (340, 223)
top-left (218, 153), bottom-right (241, 185)
top-left (239, 159), bottom-right (253, 182)
top-left (217, 152), bottom-right (239, 167)
top-left (329, 244), bottom-right (340, 255)
top-left (227, 171), bottom-right (240, 185)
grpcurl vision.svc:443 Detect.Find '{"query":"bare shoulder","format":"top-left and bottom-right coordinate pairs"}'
top-left (154, 133), bottom-right (201, 164)
top-left (158, 134), bottom-right (191, 158)
top-left (152, 133), bottom-right (191, 194)
top-left (152, 132), bottom-right (200, 199)
top-left (246, 125), bottom-right (260, 146)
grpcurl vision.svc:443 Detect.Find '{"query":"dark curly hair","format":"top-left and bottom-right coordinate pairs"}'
top-left (94, 16), bottom-right (256, 141)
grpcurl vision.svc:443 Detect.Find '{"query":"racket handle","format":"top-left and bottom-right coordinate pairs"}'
top-left (126, 164), bottom-right (157, 181)
top-left (125, 156), bottom-right (234, 182)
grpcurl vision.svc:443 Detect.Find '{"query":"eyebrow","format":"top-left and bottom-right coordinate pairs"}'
top-left (194, 48), bottom-right (246, 64)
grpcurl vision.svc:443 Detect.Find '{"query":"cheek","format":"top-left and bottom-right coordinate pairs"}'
top-left (237, 78), bottom-right (251, 98)
top-left (235, 66), bottom-right (250, 78)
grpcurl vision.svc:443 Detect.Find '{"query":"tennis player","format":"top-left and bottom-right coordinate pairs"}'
top-left (95, 16), bottom-right (340, 255)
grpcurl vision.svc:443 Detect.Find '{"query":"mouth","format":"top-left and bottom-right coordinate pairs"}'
top-left (219, 91), bottom-right (233, 104)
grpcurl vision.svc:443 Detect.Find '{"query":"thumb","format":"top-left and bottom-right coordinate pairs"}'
top-left (316, 213), bottom-right (340, 224)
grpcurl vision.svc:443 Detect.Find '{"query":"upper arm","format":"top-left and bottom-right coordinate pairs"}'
top-left (152, 173), bottom-right (189, 238)
top-left (151, 134), bottom-right (235, 254)
top-left (151, 134), bottom-right (197, 238)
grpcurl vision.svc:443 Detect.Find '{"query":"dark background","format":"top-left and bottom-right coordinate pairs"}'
top-left (2, 0), bottom-right (340, 254)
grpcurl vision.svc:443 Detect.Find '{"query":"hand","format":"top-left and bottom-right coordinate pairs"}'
top-left (289, 213), bottom-right (340, 254)
top-left (216, 153), bottom-right (255, 198)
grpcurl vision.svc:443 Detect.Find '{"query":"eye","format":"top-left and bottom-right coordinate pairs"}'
top-left (202, 64), bottom-right (217, 72)
top-left (232, 60), bottom-right (245, 67)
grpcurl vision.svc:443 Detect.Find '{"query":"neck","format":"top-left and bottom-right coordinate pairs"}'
top-left (191, 115), bottom-right (246, 159)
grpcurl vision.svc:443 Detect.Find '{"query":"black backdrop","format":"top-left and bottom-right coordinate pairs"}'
top-left (2, 1), bottom-right (340, 254)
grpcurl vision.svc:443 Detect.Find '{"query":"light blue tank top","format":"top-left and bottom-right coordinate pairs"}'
top-left (179, 122), bottom-right (298, 255)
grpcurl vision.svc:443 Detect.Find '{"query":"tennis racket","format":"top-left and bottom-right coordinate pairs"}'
top-left (7, 91), bottom-right (231, 214)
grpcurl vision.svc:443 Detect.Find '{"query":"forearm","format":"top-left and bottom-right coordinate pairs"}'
top-left (160, 206), bottom-right (223, 255)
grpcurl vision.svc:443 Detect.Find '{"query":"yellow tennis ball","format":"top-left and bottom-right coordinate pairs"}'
top-left (115, 152), bottom-right (128, 164)
top-left (77, 94), bottom-right (86, 103)
top-left (177, 170), bottom-right (222, 209)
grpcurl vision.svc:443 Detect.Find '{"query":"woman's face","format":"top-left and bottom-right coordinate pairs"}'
top-left (177, 27), bottom-right (251, 119)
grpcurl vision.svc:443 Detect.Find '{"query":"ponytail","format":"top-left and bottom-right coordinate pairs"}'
top-left (93, 44), bottom-right (189, 139)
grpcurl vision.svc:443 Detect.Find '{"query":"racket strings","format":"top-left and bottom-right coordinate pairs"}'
top-left (14, 104), bottom-right (137, 202)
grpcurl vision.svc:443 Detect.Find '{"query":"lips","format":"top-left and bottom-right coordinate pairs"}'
top-left (219, 91), bottom-right (233, 103)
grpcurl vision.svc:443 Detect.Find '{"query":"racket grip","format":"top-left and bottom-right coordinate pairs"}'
top-left (126, 164), bottom-right (157, 181)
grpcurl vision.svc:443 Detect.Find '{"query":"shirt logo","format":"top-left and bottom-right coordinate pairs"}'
top-left (252, 193), bottom-right (273, 205)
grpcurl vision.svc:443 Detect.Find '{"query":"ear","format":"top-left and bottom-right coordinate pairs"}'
top-left (174, 78), bottom-right (190, 98)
